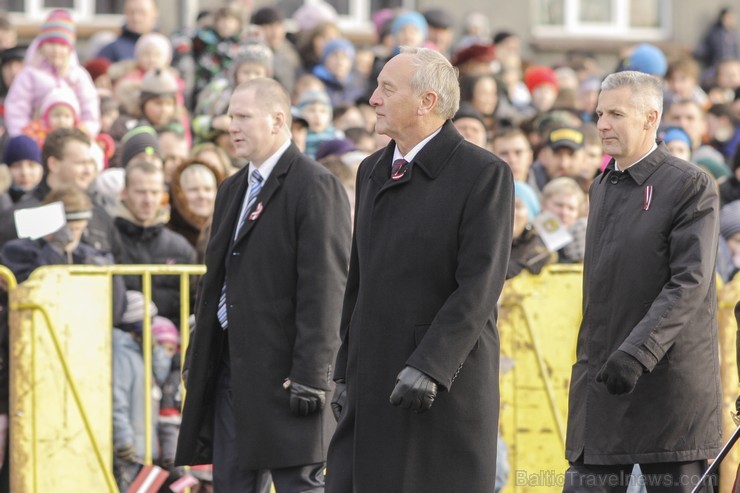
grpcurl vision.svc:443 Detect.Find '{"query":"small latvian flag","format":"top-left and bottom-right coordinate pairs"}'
top-left (126, 465), bottom-right (170, 493)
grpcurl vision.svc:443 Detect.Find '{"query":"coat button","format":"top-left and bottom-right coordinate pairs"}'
top-left (610, 174), bottom-right (619, 184)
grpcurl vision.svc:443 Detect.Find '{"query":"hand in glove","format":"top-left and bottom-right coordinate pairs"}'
top-left (596, 350), bottom-right (645, 395)
top-left (389, 366), bottom-right (438, 413)
top-left (288, 381), bottom-right (326, 416)
top-left (331, 379), bottom-right (347, 422)
top-left (115, 443), bottom-right (137, 462)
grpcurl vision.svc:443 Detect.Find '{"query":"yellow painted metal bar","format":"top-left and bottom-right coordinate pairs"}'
top-left (179, 273), bottom-right (192, 493)
top-left (30, 309), bottom-right (36, 493)
top-left (14, 302), bottom-right (117, 492)
top-left (142, 272), bottom-right (153, 466)
top-left (0, 265), bottom-right (17, 291)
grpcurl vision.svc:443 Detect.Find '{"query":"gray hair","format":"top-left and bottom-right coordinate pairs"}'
top-left (400, 46), bottom-right (460, 120)
top-left (601, 71), bottom-right (663, 121)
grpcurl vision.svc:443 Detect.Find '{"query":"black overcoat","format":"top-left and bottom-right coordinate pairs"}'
top-left (175, 143), bottom-right (351, 469)
top-left (326, 121), bottom-right (514, 493)
top-left (565, 143), bottom-right (722, 464)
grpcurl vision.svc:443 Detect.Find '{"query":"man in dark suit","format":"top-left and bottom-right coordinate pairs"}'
top-left (325, 47), bottom-right (514, 493)
top-left (175, 78), bottom-right (351, 492)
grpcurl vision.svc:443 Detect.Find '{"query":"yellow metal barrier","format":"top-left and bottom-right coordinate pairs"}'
top-left (499, 265), bottom-right (582, 492)
top-left (499, 266), bottom-right (740, 493)
top-left (6, 264), bottom-right (204, 493)
top-left (5, 261), bottom-right (739, 492)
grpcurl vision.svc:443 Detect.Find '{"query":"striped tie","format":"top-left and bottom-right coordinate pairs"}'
top-left (217, 169), bottom-right (264, 330)
top-left (391, 159), bottom-right (409, 180)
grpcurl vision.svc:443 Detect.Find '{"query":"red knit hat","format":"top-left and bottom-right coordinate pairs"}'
top-left (524, 66), bottom-right (559, 93)
top-left (37, 9), bottom-right (76, 48)
top-left (84, 57), bottom-right (111, 81)
top-left (452, 43), bottom-right (496, 68)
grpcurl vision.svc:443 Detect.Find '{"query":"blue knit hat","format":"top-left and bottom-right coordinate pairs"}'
top-left (3, 135), bottom-right (42, 166)
top-left (321, 37), bottom-right (355, 64)
top-left (515, 181), bottom-right (541, 220)
top-left (621, 44), bottom-right (667, 77)
top-left (661, 126), bottom-right (691, 148)
top-left (391, 11), bottom-right (428, 40)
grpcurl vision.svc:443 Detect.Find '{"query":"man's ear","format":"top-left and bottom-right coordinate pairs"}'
top-left (418, 91), bottom-right (439, 116)
top-left (273, 111), bottom-right (286, 134)
top-left (645, 108), bottom-right (660, 129)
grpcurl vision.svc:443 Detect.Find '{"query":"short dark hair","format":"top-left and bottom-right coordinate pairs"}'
top-left (125, 158), bottom-right (163, 187)
top-left (42, 128), bottom-right (91, 172)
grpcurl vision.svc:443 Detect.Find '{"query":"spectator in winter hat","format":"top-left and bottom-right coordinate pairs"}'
top-left (84, 56), bottom-right (113, 95)
top-left (0, 44), bottom-right (25, 100)
top-left (452, 103), bottom-right (488, 149)
top-left (312, 38), bottom-right (367, 107)
top-left (139, 68), bottom-right (179, 128)
top-left (193, 42), bottom-right (274, 140)
top-left (167, 157), bottom-right (224, 248)
top-left (22, 86), bottom-right (82, 148)
top-left (120, 125), bottom-right (162, 168)
top-left (2, 135), bottom-right (43, 202)
top-left (617, 43), bottom-right (667, 77)
top-left (451, 43), bottom-right (496, 76)
top-left (5, 9), bottom-right (100, 137)
top-left (298, 89), bottom-right (343, 159)
top-left (251, 6), bottom-right (301, 94)
top-left (391, 11), bottom-right (428, 49)
top-left (423, 8), bottom-right (455, 57)
top-left (293, 0), bottom-right (338, 33)
top-left (661, 126), bottom-right (693, 162)
top-left (152, 315), bottom-right (179, 356)
top-left (524, 65), bottom-right (559, 113)
top-left (134, 32), bottom-right (172, 73)
top-left (315, 138), bottom-right (356, 161)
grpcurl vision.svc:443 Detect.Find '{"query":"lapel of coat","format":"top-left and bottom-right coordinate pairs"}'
top-left (209, 168), bottom-right (250, 265)
top-left (375, 121), bottom-right (464, 195)
top-left (231, 143), bottom-right (298, 249)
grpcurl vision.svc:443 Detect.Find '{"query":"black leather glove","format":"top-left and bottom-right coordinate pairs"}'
top-left (389, 366), bottom-right (438, 413)
top-left (289, 381), bottom-right (326, 416)
top-left (595, 350), bottom-right (645, 395)
top-left (115, 443), bottom-right (136, 462)
top-left (331, 379), bottom-right (347, 422)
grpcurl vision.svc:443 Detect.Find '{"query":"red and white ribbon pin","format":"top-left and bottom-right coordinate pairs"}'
top-left (643, 185), bottom-right (653, 211)
top-left (248, 202), bottom-right (264, 221)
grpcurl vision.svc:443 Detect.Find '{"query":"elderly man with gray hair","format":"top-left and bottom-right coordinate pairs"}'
top-left (563, 70), bottom-right (721, 492)
top-left (326, 47), bottom-right (514, 493)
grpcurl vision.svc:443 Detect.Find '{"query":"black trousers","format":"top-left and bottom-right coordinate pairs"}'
top-left (213, 361), bottom-right (325, 493)
top-left (563, 460), bottom-right (713, 493)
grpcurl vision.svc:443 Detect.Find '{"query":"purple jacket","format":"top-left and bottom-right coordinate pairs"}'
top-left (5, 39), bottom-right (100, 137)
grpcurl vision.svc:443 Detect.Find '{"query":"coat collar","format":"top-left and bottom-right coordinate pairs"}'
top-left (368, 120), bottom-right (463, 188)
top-left (601, 141), bottom-right (668, 186)
top-left (231, 142), bottom-right (299, 247)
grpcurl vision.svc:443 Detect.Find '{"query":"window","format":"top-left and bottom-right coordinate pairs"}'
top-left (279, 0), bottom-right (403, 32)
top-left (533, 0), bottom-right (669, 39)
top-left (0, 0), bottom-right (121, 19)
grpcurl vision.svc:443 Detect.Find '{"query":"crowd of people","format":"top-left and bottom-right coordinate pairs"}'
top-left (0, 0), bottom-right (737, 491)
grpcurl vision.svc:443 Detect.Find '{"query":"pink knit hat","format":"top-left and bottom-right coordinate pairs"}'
top-left (37, 9), bottom-right (76, 48)
top-left (152, 316), bottom-right (180, 346)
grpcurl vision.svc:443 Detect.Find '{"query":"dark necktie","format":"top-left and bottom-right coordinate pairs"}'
top-left (391, 159), bottom-right (409, 180)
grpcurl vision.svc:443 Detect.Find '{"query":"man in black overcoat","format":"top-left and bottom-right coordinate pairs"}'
top-left (175, 78), bottom-right (351, 492)
top-left (326, 47), bottom-right (514, 493)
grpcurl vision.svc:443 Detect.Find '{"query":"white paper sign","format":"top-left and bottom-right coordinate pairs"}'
top-left (14, 202), bottom-right (67, 240)
top-left (532, 211), bottom-right (573, 252)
